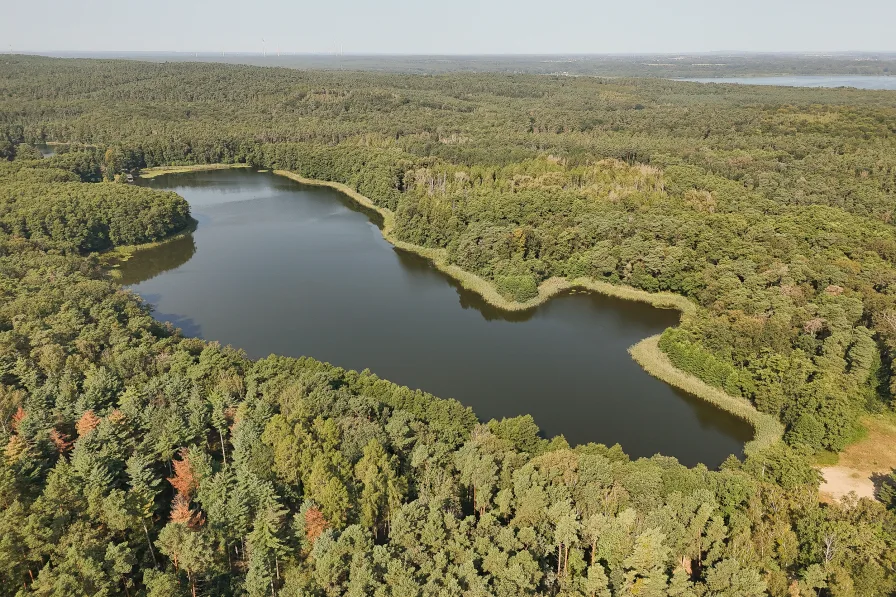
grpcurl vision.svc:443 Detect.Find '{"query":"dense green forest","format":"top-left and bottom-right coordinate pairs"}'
top-left (0, 158), bottom-right (190, 252)
top-left (2, 55), bottom-right (896, 595)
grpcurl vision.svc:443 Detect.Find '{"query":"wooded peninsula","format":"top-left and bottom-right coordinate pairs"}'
top-left (2, 55), bottom-right (896, 596)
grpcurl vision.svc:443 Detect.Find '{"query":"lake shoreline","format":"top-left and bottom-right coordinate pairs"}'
top-left (676, 75), bottom-right (896, 91)
top-left (629, 336), bottom-right (783, 456)
top-left (99, 217), bottom-right (198, 275)
top-left (135, 163), bottom-right (777, 456)
top-left (139, 163), bottom-right (252, 179)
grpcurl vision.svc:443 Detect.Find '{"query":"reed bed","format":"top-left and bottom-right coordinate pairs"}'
top-left (630, 335), bottom-right (784, 455)
top-left (138, 163), bottom-right (250, 179)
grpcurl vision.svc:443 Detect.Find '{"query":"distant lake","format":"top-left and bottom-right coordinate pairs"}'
top-left (679, 75), bottom-right (896, 90)
top-left (121, 169), bottom-right (752, 467)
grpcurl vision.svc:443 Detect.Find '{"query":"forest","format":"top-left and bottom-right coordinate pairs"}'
top-left (2, 55), bottom-right (896, 595)
top-left (0, 157), bottom-right (190, 252)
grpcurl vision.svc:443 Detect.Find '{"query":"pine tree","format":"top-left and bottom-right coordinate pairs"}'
top-left (245, 499), bottom-right (289, 596)
top-left (127, 454), bottom-right (162, 566)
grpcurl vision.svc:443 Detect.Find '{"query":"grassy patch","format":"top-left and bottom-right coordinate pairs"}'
top-left (814, 450), bottom-right (840, 467)
top-left (629, 335), bottom-right (784, 456)
top-left (835, 413), bottom-right (896, 475)
top-left (817, 414), bottom-right (896, 503)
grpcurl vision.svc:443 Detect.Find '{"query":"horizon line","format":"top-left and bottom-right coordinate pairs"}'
top-left (7, 50), bottom-right (896, 58)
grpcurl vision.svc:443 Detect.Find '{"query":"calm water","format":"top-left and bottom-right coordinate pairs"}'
top-left (680, 75), bottom-right (896, 90)
top-left (122, 170), bottom-right (752, 466)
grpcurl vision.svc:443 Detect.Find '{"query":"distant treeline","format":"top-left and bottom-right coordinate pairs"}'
top-left (31, 51), bottom-right (896, 78)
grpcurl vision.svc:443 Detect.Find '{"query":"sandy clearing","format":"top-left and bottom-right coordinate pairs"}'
top-left (818, 415), bottom-right (896, 503)
top-left (819, 466), bottom-right (876, 501)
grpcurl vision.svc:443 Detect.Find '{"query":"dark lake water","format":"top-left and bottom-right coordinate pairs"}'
top-left (122, 169), bottom-right (752, 466)
top-left (680, 75), bottom-right (896, 90)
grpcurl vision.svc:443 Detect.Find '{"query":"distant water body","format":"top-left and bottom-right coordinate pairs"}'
top-left (679, 76), bottom-right (896, 90)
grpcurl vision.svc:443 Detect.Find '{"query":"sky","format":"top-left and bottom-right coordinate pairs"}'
top-left (3, 0), bottom-right (895, 55)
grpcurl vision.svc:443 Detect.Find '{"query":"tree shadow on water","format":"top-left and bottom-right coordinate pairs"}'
top-left (137, 294), bottom-right (203, 338)
top-left (392, 249), bottom-right (539, 322)
top-left (153, 311), bottom-right (203, 339)
top-left (116, 232), bottom-right (198, 286)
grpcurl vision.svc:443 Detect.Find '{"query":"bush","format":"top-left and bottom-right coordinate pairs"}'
top-left (495, 274), bottom-right (538, 302)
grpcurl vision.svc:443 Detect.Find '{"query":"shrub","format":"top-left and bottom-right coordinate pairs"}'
top-left (495, 274), bottom-right (538, 302)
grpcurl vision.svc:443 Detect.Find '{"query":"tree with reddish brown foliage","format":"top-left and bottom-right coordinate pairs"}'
top-left (168, 449), bottom-right (199, 501)
top-left (304, 507), bottom-right (328, 545)
top-left (170, 494), bottom-right (204, 529)
top-left (48, 429), bottom-right (72, 454)
top-left (10, 406), bottom-right (25, 432)
top-left (75, 410), bottom-right (101, 437)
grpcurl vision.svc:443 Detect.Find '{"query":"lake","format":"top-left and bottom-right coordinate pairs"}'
top-left (122, 169), bottom-right (752, 466)
top-left (679, 75), bottom-right (896, 90)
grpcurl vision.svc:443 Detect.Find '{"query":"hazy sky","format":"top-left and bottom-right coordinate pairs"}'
top-left (4, 0), bottom-right (894, 54)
